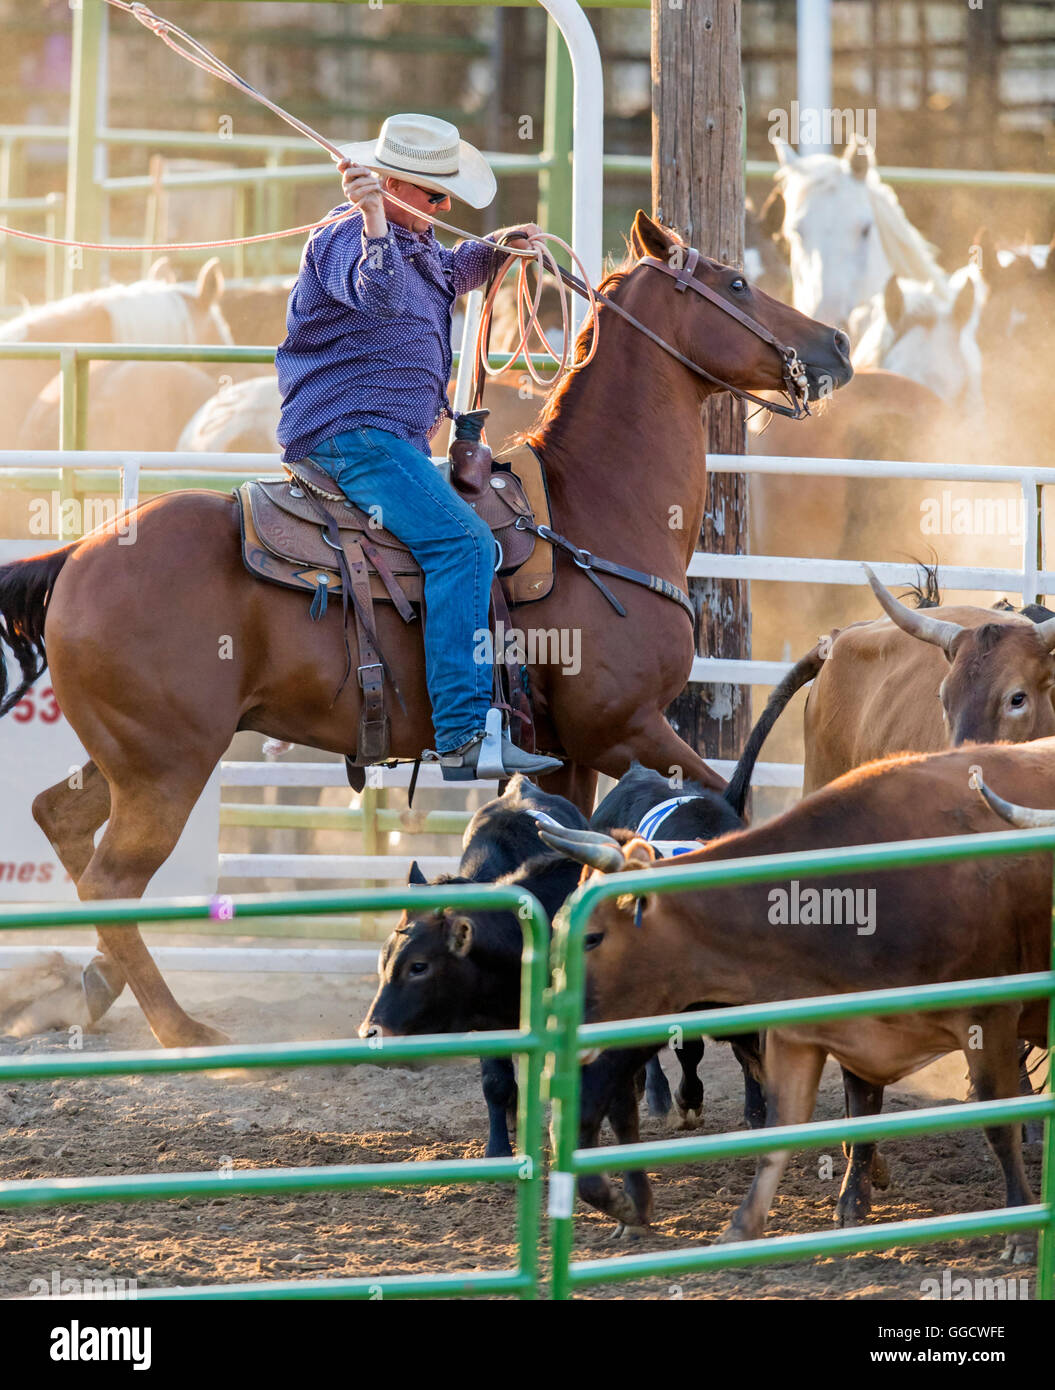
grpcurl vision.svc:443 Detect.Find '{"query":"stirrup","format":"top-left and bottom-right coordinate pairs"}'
top-left (475, 707), bottom-right (507, 779)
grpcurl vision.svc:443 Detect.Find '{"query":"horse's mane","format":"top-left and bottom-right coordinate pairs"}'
top-left (863, 171), bottom-right (946, 287)
top-left (776, 152), bottom-right (946, 287)
top-left (525, 231), bottom-right (687, 442)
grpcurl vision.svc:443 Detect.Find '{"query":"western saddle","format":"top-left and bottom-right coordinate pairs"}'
top-left (234, 412), bottom-right (554, 769)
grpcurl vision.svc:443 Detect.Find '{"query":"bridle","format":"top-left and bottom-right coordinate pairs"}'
top-left (560, 246), bottom-right (813, 421)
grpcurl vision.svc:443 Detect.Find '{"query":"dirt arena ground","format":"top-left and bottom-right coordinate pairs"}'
top-left (0, 944), bottom-right (1044, 1301)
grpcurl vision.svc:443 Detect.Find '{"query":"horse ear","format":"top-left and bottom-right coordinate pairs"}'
top-left (772, 138), bottom-right (798, 168)
top-left (845, 137), bottom-right (874, 179)
top-left (971, 227), bottom-right (997, 284)
top-left (883, 275), bottom-right (905, 329)
top-left (407, 860), bottom-right (429, 886)
top-left (147, 256), bottom-right (177, 283)
top-left (952, 276), bottom-right (975, 330)
top-left (195, 256), bottom-right (225, 307)
top-left (758, 186), bottom-right (786, 238)
top-left (630, 211), bottom-right (673, 261)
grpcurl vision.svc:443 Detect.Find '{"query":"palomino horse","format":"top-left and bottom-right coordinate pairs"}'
top-left (0, 211), bottom-right (851, 1048)
top-left (769, 138), bottom-right (946, 339)
top-left (0, 258), bottom-right (231, 449)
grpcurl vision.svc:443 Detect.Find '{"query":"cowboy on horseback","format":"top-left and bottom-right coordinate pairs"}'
top-left (276, 113), bottom-right (562, 781)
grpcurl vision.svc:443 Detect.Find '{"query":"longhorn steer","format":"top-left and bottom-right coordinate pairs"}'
top-left (802, 567), bottom-right (1055, 1214)
top-left (804, 567), bottom-right (1055, 793)
top-left (543, 739), bottom-right (1053, 1260)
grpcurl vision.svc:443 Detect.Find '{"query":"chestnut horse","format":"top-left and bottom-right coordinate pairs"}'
top-left (0, 211), bottom-right (851, 1047)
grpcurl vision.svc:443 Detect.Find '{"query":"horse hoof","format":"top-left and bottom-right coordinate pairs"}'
top-left (604, 1189), bottom-right (650, 1230)
top-left (160, 1021), bottom-right (231, 1049)
top-left (715, 1222), bottom-right (753, 1245)
top-left (608, 1221), bottom-right (647, 1242)
top-left (669, 1107), bottom-right (700, 1131)
top-left (82, 958), bottom-right (125, 1023)
top-left (834, 1207), bottom-right (866, 1229)
top-left (1001, 1236), bottom-right (1036, 1266)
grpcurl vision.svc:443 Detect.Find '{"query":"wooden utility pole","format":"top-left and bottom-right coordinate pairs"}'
top-left (652, 0), bottom-right (750, 770)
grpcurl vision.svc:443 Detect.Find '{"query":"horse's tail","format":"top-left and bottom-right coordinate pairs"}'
top-left (0, 544), bottom-right (76, 715)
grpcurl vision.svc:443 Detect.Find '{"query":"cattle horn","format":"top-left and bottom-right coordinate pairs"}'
top-left (537, 825), bottom-right (625, 873)
top-left (1029, 613), bottom-right (1055, 652)
top-left (972, 773), bottom-right (1055, 828)
top-left (862, 564), bottom-right (964, 655)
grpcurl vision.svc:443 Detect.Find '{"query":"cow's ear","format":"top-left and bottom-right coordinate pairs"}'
top-left (622, 836), bottom-right (657, 870)
top-left (407, 860), bottom-right (428, 886)
top-left (446, 916), bottom-right (473, 958)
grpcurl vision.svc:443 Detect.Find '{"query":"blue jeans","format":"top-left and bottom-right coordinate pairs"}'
top-left (308, 427), bottom-right (495, 752)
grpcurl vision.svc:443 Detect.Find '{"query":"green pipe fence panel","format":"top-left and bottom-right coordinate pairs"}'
top-left (0, 884), bottom-right (551, 1301)
top-left (547, 827), bottom-right (1055, 1301)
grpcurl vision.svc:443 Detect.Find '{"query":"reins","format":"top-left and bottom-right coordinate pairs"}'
top-left (2, 0), bottom-right (811, 422)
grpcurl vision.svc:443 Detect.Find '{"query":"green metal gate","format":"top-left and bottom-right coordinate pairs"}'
top-left (2, 829), bottom-right (1054, 1299)
top-left (547, 828), bottom-right (1055, 1300)
top-left (0, 883), bottom-right (550, 1300)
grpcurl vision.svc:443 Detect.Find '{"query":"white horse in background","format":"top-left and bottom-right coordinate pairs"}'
top-left (0, 257), bottom-right (232, 447)
top-left (770, 137), bottom-right (947, 338)
top-left (851, 271), bottom-right (983, 411)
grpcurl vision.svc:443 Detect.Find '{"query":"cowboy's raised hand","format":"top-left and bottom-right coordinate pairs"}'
top-left (339, 159), bottom-right (384, 214)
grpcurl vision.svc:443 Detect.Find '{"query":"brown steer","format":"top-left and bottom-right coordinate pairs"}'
top-left (803, 566), bottom-right (1055, 793)
top-left (541, 739), bottom-right (1053, 1260)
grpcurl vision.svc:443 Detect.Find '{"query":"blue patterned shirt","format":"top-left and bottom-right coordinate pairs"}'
top-left (276, 207), bottom-right (500, 461)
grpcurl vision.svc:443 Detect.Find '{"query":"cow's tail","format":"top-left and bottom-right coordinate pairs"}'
top-left (0, 544), bottom-right (76, 715)
top-left (723, 643), bottom-right (826, 819)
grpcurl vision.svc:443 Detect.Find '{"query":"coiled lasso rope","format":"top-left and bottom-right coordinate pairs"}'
top-left (0, 1), bottom-right (598, 385)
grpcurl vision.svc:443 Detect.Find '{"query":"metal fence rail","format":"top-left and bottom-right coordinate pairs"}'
top-left (0, 883), bottom-right (550, 1301)
top-left (547, 827), bottom-right (1055, 1300)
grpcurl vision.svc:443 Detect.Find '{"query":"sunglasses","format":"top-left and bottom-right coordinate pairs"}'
top-left (422, 188), bottom-right (448, 206)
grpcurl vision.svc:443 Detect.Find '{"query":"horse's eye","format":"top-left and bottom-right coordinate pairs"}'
top-left (1010, 691), bottom-right (1027, 709)
top-left (584, 932), bottom-right (605, 951)
top-left (860, 224), bottom-right (873, 240)
top-left (407, 960), bottom-right (429, 977)
top-left (730, 277), bottom-right (747, 293)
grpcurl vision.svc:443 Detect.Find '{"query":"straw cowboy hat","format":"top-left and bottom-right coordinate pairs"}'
top-left (339, 113), bottom-right (497, 210)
